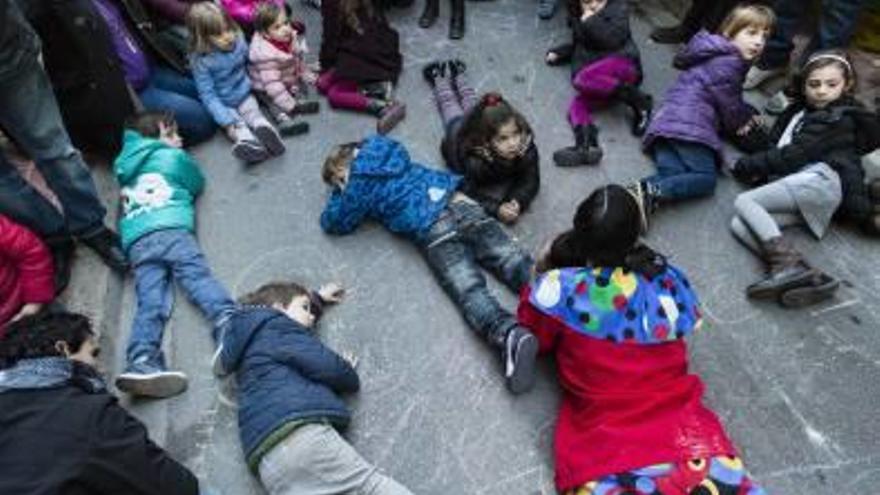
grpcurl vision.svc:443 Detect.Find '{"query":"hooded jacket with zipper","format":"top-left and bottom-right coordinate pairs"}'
top-left (218, 307), bottom-right (359, 470)
top-left (0, 357), bottom-right (198, 495)
top-left (734, 96), bottom-right (880, 230)
top-left (644, 30), bottom-right (756, 160)
top-left (113, 130), bottom-right (205, 252)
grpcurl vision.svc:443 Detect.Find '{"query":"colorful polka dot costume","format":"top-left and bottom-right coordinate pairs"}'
top-left (529, 266), bottom-right (702, 345)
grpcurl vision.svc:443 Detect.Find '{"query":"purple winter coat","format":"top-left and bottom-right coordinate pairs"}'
top-left (643, 30), bottom-right (756, 162)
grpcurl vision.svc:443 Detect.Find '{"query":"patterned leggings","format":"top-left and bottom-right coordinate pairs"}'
top-left (430, 71), bottom-right (479, 127)
top-left (564, 457), bottom-right (766, 495)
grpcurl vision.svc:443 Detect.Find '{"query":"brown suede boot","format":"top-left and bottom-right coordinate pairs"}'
top-left (746, 237), bottom-right (817, 300)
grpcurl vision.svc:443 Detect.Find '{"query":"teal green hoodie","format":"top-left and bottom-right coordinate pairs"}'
top-left (114, 130), bottom-right (205, 252)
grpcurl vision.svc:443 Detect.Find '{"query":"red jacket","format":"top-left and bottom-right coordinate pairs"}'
top-left (517, 266), bottom-right (735, 492)
top-left (0, 215), bottom-right (54, 330)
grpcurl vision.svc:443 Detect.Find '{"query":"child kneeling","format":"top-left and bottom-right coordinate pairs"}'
top-left (319, 135), bottom-right (538, 394)
top-left (213, 281), bottom-right (413, 495)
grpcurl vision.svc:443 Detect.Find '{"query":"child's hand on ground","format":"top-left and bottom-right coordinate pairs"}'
top-left (498, 200), bottom-right (521, 224)
top-left (340, 350), bottom-right (359, 369)
top-left (318, 283), bottom-right (345, 304)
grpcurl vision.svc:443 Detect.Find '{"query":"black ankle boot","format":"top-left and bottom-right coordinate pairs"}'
top-left (78, 226), bottom-right (129, 273)
top-left (616, 84), bottom-right (653, 137)
top-left (552, 124), bottom-right (602, 167)
top-left (746, 237), bottom-right (817, 300)
top-left (447, 58), bottom-right (466, 78)
top-left (419, 0), bottom-right (439, 28)
top-left (422, 61), bottom-right (446, 86)
top-left (449, 0), bottom-right (465, 39)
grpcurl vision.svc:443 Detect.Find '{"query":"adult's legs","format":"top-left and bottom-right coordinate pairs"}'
top-left (141, 67), bottom-right (216, 145)
top-left (0, 151), bottom-right (67, 238)
top-left (0, 59), bottom-right (107, 237)
top-left (757, 0), bottom-right (803, 69)
top-left (814, 0), bottom-right (869, 57)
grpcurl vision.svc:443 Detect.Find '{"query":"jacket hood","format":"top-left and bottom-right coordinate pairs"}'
top-left (114, 130), bottom-right (167, 184)
top-left (674, 30), bottom-right (741, 69)
top-left (351, 135), bottom-right (412, 178)
top-left (222, 307), bottom-right (288, 372)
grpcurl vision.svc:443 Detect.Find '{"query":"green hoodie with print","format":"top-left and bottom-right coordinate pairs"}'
top-left (113, 130), bottom-right (205, 252)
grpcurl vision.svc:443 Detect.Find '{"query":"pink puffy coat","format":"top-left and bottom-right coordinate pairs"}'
top-left (247, 32), bottom-right (314, 113)
top-left (0, 214), bottom-right (54, 331)
top-left (220, 0), bottom-right (283, 25)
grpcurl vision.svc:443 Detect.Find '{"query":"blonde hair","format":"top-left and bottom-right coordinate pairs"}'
top-left (186, 2), bottom-right (240, 54)
top-left (321, 143), bottom-right (359, 185)
top-left (718, 4), bottom-right (775, 39)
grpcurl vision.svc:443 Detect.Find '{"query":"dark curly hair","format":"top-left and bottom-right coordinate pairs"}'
top-left (0, 312), bottom-right (94, 369)
top-left (458, 93), bottom-right (532, 158)
top-left (543, 184), bottom-right (666, 277)
top-left (785, 49), bottom-right (857, 104)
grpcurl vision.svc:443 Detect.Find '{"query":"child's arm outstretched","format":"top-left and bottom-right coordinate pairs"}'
top-left (190, 58), bottom-right (241, 128)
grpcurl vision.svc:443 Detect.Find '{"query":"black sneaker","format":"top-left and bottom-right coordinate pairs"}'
top-left (78, 227), bottom-right (129, 273)
top-left (422, 61), bottom-right (445, 85)
top-left (503, 326), bottom-right (538, 395)
top-left (115, 359), bottom-right (188, 398)
top-left (293, 101), bottom-right (320, 115)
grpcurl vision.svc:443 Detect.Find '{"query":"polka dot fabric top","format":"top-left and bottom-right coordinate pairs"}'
top-left (528, 265), bottom-right (703, 345)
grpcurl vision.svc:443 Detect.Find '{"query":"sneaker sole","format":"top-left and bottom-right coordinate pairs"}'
top-left (506, 334), bottom-right (538, 395)
top-left (779, 277), bottom-right (839, 308)
top-left (746, 270), bottom-right (818, 301)
top-left (233, 142), bottom-right (270, 164)
top-left (115, 371), bottom-right (188, 398)
top-left (253, 125), bottom-right (286, 156)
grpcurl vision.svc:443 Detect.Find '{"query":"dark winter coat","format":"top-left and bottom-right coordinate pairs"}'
top-left (220, 307), bottom-right (359, 468)
top-left (140, 0), bottom-right (198, 23)
top-left (0, 0), bottom-right (40, 83)
top-left (320, 135), bottom-right (463, 242)
top-left (549, 0), bottom-right (641, 78)
top-left (0, 358), bottom-right (199, 495)
top-left (733, 96), bottom-right (880, 230)
top-left (441, 119), bottom-right (540, 217)
top-left (644, 30), bottom-right (756, 160)
top-left (24, 0), bottom-right (135, 159)
top-left (319, 0), bottom-right (402, 83)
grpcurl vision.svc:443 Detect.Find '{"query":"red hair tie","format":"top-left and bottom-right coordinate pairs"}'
top-left (482, 92), bottom-right (503, 107)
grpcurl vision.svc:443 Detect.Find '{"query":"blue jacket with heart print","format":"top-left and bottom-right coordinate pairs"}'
top-left (320, 135), bottom-right (463, 242)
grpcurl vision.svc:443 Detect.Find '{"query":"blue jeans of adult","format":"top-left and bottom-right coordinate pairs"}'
top-left (646, 139), bottom-right (718, 201)
top-left (0, 58), bottom-right (107, 241)
top-left (126, 229), bottom-right (235, 366)
top-left (139, 66), bottom-right (216, 146)
top-left (760, 0), bottom-right (868, 69)
top-left (419, 198), bottom-right (534, 346)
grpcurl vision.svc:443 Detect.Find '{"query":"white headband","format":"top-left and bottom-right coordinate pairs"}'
top-left (806, 53), bottom-right (853, 75)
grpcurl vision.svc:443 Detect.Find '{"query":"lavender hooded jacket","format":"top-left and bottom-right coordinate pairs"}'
top-left (643, 30), bottom-right (756, 160)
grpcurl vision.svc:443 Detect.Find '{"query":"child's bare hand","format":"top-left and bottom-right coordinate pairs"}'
top-left (318, 283), bottom-right (345, 304)
top-left (340, 350), bottom-right (359, 369)
top-left (498, 200), bottom-right (521, 224)
top-left (546, 51), bottom-right (559, 65)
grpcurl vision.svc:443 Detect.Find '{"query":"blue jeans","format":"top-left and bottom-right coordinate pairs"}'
top-left (0, 59), bottom-right (107, 240)
top-left (139, 67), bottom-right (216, 146)
top-left (419, 199), bottom-right (533, 345)
top-left (760, 0), bottom-right (867, 69)
top-left (646, 139), bottom-right (718, 201)
top-left (126, 229), bottom-right (235, 365)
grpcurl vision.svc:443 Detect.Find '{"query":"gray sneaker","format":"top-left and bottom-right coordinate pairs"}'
top-left (503, 326), bottom-right (538, 395)
top-left (115, 359), bottom-right (188, 398)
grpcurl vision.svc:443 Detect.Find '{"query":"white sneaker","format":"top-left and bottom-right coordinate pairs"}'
top-left (744, 65), bottom-right (787, 90)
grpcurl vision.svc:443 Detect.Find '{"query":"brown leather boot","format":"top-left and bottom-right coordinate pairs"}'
top-left (746, 237), bottom-right (817, 300)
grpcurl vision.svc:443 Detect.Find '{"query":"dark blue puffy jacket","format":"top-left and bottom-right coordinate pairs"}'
top-left (219, 307), bottom-right (359, 467)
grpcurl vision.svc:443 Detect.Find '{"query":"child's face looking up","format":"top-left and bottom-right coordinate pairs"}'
top-left (805, 64), bottom-right (849, 109)
top-left (266, 10), bottom-right (293, 43)
top-left (730, 25), bottom-right (768, 62)
top-left (210, 28), bottom-right (237, 51)
top-left (491, 119), bottom-right (524, 161)
top-left (275, 295), bottom-right (315, 328)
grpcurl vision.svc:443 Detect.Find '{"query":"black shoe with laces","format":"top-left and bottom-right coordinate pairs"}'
top-left (78, 227), bottom-right (128, 273)
top-left (422, 61), bottom-right (446, 86)
top-left (447, 59), bottom-right (467, 78)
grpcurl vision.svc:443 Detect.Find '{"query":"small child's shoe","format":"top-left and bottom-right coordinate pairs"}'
top-left (115, 357), bottom-right (188, 398)
top-left (447, 58), bottom-right (467, 78)
top-left (277, 114), bottom-right (310, 137)
top-left (253, 123), bottom-right (286, 156)
top-left (232, 139), bottom-right (270, 164)
top-left (503, 326), bottom-right (538, 395)
top-left (376, 101), bottom-right (406, 134)
top-left (422, 61), bottom-right (445, 85)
